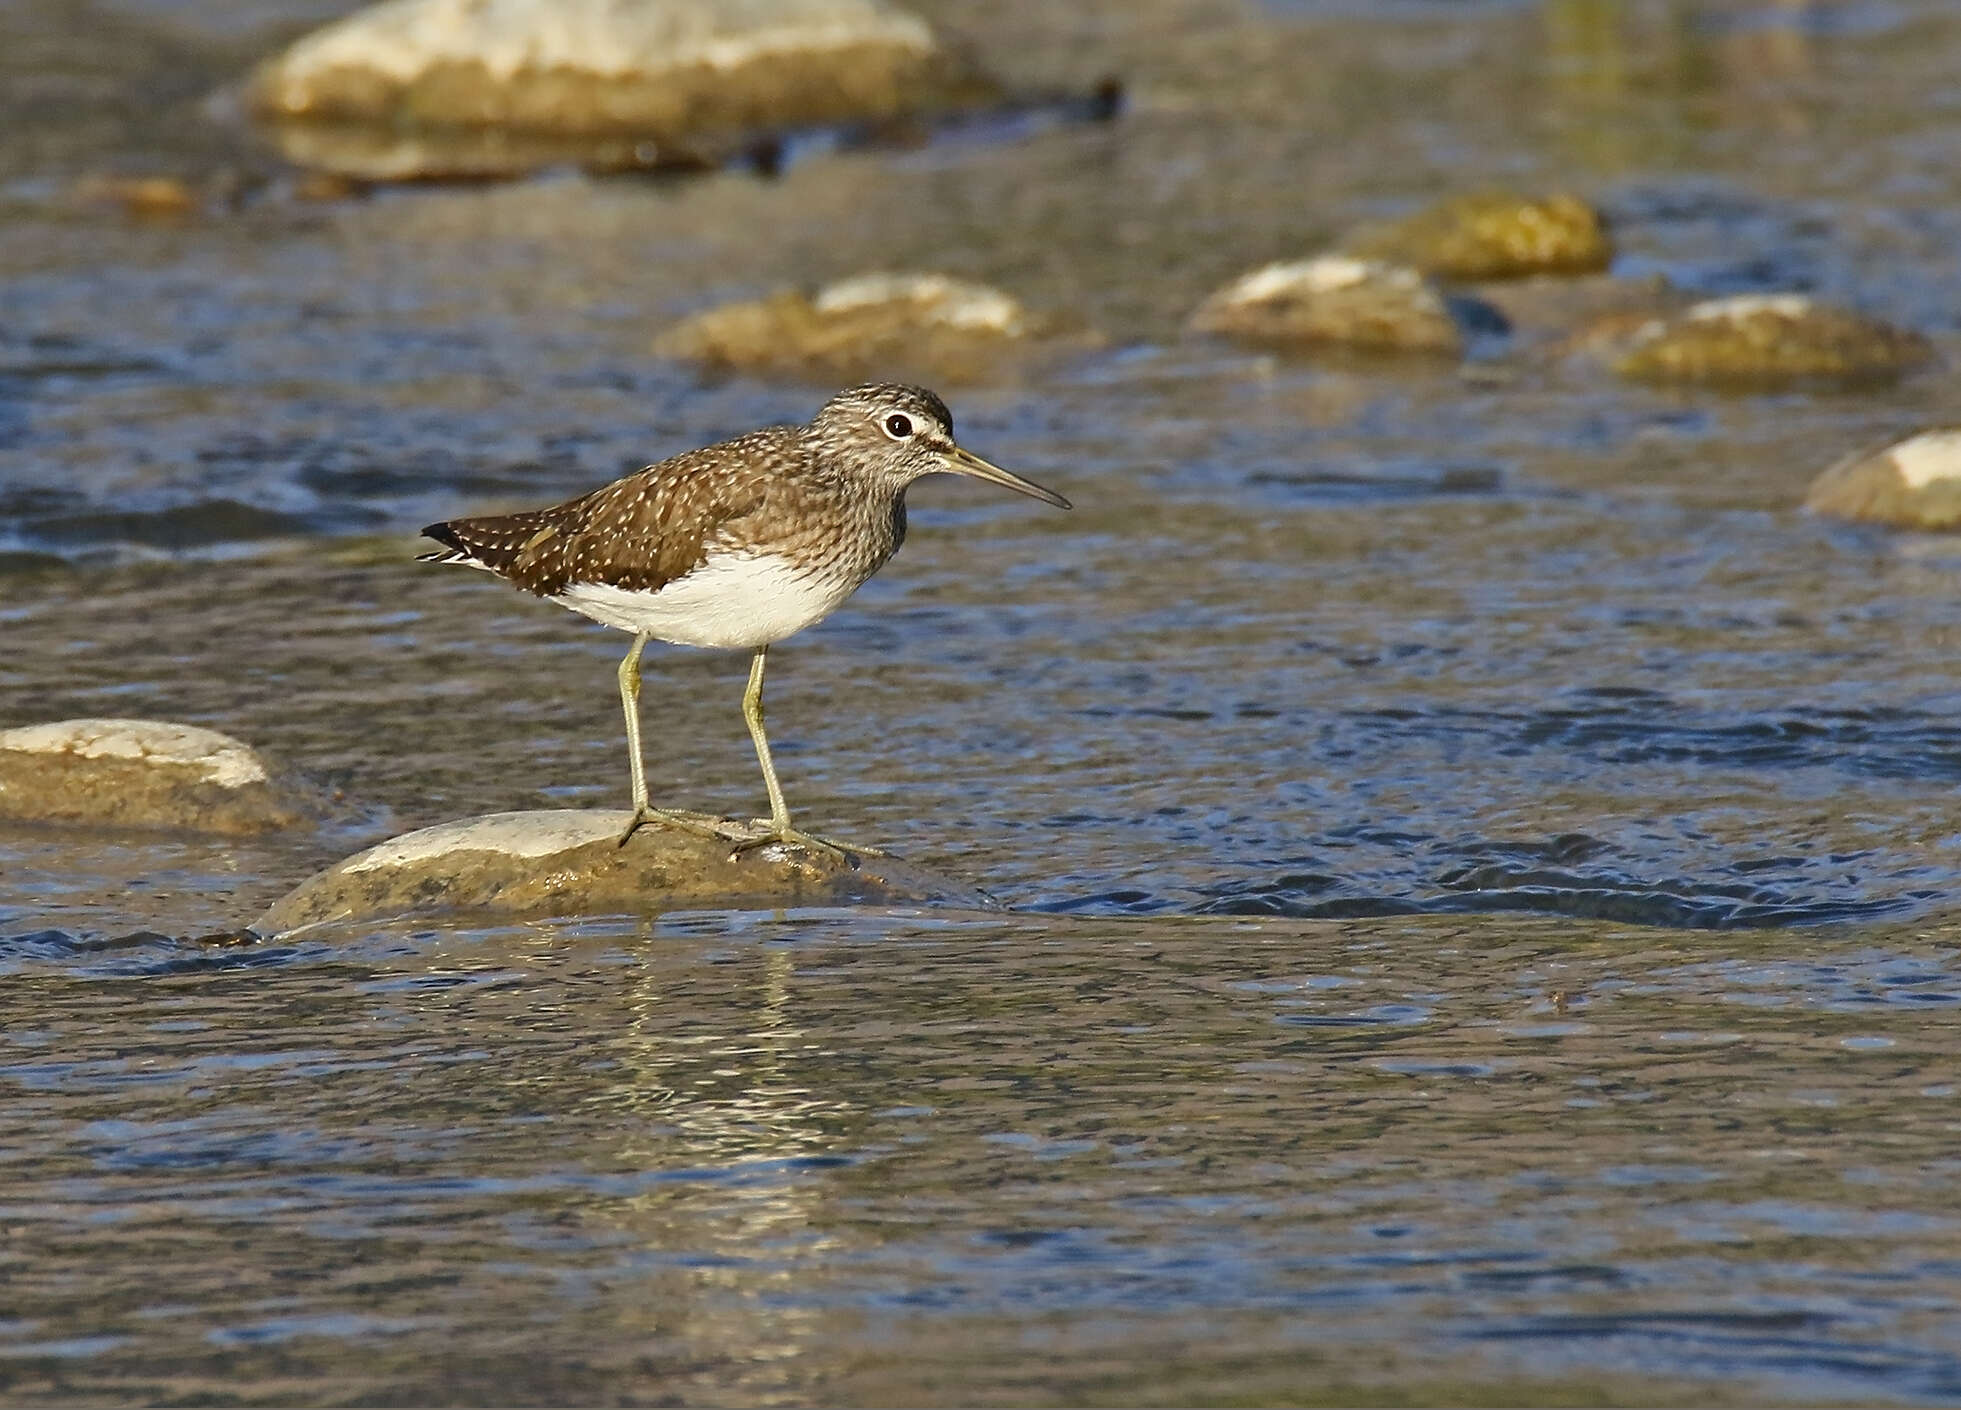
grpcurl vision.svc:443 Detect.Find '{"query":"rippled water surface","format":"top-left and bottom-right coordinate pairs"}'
top-left (6, 0), bottom-right (1961, 1402)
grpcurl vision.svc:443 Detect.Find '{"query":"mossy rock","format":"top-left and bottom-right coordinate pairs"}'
top-left (1345, 191), bottom-right (1613, 281)
top-left (1189, 255), bottom-right (1463, 356)
top-left (654, 272), bottom-right (1083, 384)
top-left (253, 808), bottom-right (994, 933)
top-left (1609, 295), bottom-right (1935, 387)
top-left (0, 719), bottom-right (312, 835)
top-left (1806, 429), bottom-right (1961, 530)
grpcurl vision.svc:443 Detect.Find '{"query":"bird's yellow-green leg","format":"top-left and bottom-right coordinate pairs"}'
top-left (619, 633), bottom-right (652, 821)
top-left (732, 645), bottom-right (881, 860)
top-left (615, 632), bottom-right (730, 848)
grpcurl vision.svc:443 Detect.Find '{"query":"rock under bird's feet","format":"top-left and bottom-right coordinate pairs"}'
top-left (617, 807), bottom-right (742, 849)
top-left (728, 824), bottom-right (885, 865)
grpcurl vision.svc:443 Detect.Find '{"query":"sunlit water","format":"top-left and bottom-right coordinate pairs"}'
top-left (4, 0), bottom-right (1961, 1402)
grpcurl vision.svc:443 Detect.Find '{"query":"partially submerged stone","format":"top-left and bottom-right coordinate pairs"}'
top-left (1345, 192), bottom-right (1613, 281)
top-left (1607, 295), bottom-right (1936, 386)
top-left (1805, 429), bottom-right (1961, 530)
top-left (1188, 256), bottom-right (1462, 356)
top-left (245, 0), bottom-right (989, 179)
top-left (252, 808), bottom-right (994, 933)
top-left (0, 719), bottom-right (308, 835)
top-left (68, 175), bottom-right (201, 219)
top-left (654, 272), bottom-right (1078, 383)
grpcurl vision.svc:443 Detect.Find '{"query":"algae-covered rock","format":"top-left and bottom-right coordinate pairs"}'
top-left (1608, 295), bottom-right (1936, 387)
top-left (0, 719), bottom-right (309, 835)
top-left (252, 808), bottom-right (993, 933)
top-left (246, 0), bottom-right (989, 179)
top-left (1188, 256), bottom-right (1462, 356)
top-left (1805, 429), bottom-right (1961, 530)
top-left (654, 272), bottom-right (1079, 384)
top-left (1345, 192), bottom-right (1613, 281)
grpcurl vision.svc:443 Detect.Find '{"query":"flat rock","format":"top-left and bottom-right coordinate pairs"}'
top-left (1344, 191), bottom-right (1613, 281)
top-left (1188, 256), bottom-right (1462, 356)
top-left (253, 808), bottom-right (995, 934)
top-left (0, 719), bottom-right (309, 835)
top-left (654, 271), bottom-right (1086, 384)
top-left (1601, 294), bottom-right (1936, 386)
top-left (245, 0), bottom-right (988, 179)
top-left (1805, 429), bottom-right (1961, 530)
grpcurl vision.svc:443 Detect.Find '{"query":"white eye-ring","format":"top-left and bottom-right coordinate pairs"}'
top-left (882, 412), bottom-right (914, 440)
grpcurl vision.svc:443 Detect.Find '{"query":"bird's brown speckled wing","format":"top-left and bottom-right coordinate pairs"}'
top-left (420, 429), bottom-right (789, 598)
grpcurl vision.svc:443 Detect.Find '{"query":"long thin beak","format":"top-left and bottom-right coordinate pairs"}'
top-left (941, 445), bottom-right (1072, 510)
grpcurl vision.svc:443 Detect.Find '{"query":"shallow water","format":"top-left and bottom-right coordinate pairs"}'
top-left (5, 0), bottom-right (1961, 1402)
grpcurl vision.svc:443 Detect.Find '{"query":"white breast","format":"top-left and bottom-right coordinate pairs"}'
top-left (552, 552), bottom-right (860, 649)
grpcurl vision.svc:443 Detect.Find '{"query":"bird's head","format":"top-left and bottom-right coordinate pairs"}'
top-left (807, 383), bottom-right (1071, 509)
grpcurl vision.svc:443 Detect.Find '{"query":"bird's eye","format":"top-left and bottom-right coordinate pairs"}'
top-left (883, 413), bottom-right (914, 440)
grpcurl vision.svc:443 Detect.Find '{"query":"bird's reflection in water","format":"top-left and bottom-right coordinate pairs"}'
top-left (569, 927), bottom-right (851, 1398)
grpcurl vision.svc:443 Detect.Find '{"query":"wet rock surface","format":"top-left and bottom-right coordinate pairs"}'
top-left (1806, 428), bottom-right (1961, 530)
top-left (245, 0), bottom-right (988, 179)
top-left (1188, 256), bottom-right (1462, 355)
top-left (654, 271), bottom-right (1081, 383)
top-left (1344, 191), bottom-right (1613, 281)
top-left (0, 719), bottom-right (309, 835)
top-left (1602, 294), bottom-right (1937, 386)
top-left (253, 808), bottom-right (994, 933)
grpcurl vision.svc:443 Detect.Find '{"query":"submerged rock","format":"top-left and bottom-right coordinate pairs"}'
top-left (1805, 429), bottom-right (1961, 530)
top-left (1345, 191), bottom-right (1613, 281)
top-left (1605, 295), bottom-right (1936, 386)
top-left (68, 175), bottom-right (201, 219)
top-left (253, 808), bottom-right (994, 933)
top-left (1188, 256), bottom-right (1462, 356)
top-left (245, 0), bottom-right (988, 179)
top-left (654, 272), bottom-right (1079, 383)
top-left (0, 719), bottom-right (308, 835)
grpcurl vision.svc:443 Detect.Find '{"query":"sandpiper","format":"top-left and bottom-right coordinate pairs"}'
top-left (418, 383), bottom-right (1070, 856)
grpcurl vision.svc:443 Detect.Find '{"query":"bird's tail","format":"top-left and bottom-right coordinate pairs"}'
top-left (417, 511), bottom-right (556, 574)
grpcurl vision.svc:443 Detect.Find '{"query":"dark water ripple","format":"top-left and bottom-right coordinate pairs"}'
top-left (1042, 689), bottom-right (1961, 926)
top-left (0, 432), bottom-right (641, 554)
top-left (1466, 1313), bottom-right (1961, 1405)
top-left (1348, 696), bottom-right (1961, 785)
top-left (1187, 842), bottom-right (1928, 929)
top-left (0, 928), bottom-right (314, 978)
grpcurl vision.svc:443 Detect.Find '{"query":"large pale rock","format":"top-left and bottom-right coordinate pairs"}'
top-left (1189, 256), bottom-right (1462, 356)
top-left (245, 0), bottom-right (988, 179)
top-left (654, 272), bottom-right (1084, 384)
top-left (1805, 429), bottom-right (1961, 530)
top-left (1604, 295), bottom-right (1936, 386)
top-left (1344, 191), bottom-right (1613, 281)
top-left (0, 719), bottom-right (309, 835)
top-left (253, 808), bottom-right (993, 933)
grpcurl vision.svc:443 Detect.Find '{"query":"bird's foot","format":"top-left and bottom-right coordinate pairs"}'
top-left (617, 807), bottom-right (742, 849)
top-left (728, 824), bottom-right (884, 864)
